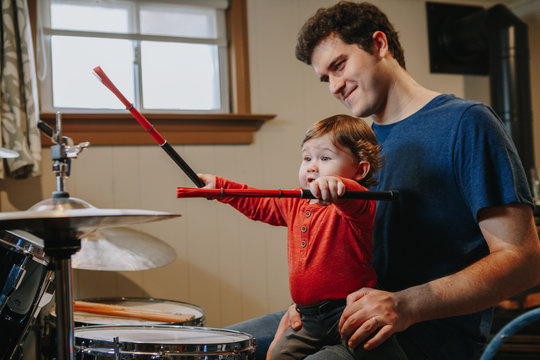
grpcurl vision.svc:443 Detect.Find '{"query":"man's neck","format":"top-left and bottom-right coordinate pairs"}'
top-left (372, 69), bottom-right (440, 126)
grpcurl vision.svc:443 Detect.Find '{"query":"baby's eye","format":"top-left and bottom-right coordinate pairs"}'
top-left (321, 156), bottom-right (330, 161)
top-left (304, 156), bottom-right (311, 162)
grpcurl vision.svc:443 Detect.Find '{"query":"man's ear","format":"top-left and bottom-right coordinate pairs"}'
top-left (354, 161), bottom-right (371, 182)
top-left (372, 31), bottom-right (389, 58)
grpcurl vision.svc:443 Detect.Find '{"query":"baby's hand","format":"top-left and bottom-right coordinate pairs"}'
top-left (198, 174), bottom-right (217, 189)
top-left (309, 176), bottom-right (346, 205)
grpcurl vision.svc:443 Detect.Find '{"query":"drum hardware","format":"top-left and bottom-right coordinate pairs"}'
top-left (0, 114), bottom-right (181, 360)
top-left (73, 325), bottom-right (255, 359)
top-left (113, 336), bottom-right (120, 357)
top-left (0, 256), bottom-right (29, 312)
top-left (0, 229), bottom-right (54, 360)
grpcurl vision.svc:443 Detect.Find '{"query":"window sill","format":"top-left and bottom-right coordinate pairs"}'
top-left (39, 113), bottom-right (275, 146)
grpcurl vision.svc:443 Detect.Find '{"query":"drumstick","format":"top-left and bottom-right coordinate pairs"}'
top-left (73, 300), bottom-right (195, 323)
top-left (92, 66), bottom-right (205, 188)
top-left (177, 187), bottom-right (399, 201)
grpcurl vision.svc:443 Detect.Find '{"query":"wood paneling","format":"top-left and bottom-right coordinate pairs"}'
top-left (39, 113), bottom-right (275, 146)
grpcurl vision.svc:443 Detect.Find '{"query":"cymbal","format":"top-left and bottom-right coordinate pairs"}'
top-left (0, 147), bottom-right (19, 158)
top-left (0, 197), bottom-right (181, 239)
top-left (72, 227), bottom-right (176, 271)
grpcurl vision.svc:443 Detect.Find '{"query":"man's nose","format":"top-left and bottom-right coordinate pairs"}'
top-left (329, 75), bottom-right (345, 95)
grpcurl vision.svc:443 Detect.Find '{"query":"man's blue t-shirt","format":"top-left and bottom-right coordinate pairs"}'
top-left (371, 94), bottom-right (532, 359)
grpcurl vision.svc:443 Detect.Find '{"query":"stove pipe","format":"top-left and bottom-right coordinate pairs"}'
top-left (487, 5), bottom-right (535, 182)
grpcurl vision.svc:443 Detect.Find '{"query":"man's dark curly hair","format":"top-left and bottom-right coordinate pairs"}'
top-left (295, 1), bottom-right (406, 69)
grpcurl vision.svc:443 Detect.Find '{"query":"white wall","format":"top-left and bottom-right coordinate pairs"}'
top-left (1, 0), bottom-right (538, 331)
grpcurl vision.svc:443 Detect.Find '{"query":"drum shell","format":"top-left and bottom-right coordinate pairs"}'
top-left (0, 229), bottom-right (52, 360)
top-left (74, 325), bottom-right (255, 359)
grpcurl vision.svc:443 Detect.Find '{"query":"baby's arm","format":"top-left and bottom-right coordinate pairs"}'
top-left (196, 174), bottom-right (289, 226)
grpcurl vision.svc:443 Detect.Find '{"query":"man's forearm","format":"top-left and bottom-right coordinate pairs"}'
top-left (397, 204), bottom-right (540, 325)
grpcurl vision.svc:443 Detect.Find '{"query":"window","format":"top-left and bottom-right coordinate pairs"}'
top-left (30, 0), bottom-right (274, 145)
top-left (38, 0), bottom-right (230, 113)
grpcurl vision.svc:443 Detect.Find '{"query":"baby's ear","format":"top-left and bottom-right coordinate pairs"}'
top-left (354, 161), bottom-right (370, 182)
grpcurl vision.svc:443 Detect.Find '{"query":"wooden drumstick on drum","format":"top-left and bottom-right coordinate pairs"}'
top-left (73, 300), bottom-right (195, 323)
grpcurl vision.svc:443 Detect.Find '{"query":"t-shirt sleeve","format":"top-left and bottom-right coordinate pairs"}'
top-left (452, 104), bottom-right (533, 219)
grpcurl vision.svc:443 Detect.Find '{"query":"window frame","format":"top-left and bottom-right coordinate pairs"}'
top-left (39, 0), bottom-right (230, 114)
top-left (29, 0), bottom-right (275, 146)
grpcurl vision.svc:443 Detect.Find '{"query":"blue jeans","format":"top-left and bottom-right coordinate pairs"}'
top-left (226, 310), bottom-right (285, 359)
top-left (225, 310), bottom-right (409, 360)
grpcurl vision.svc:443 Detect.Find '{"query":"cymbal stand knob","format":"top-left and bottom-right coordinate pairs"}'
top-left (42, 112), bottom-right (90, 197)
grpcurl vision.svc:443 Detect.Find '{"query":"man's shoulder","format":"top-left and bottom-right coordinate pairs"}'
top-left (420, 94), bottom-right (495, 125)
top-left (426, 94), bottom-right (485, 112)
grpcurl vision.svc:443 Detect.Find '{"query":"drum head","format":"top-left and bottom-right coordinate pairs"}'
top-left (56, 297), bottom-right (205, 326)
top-left (75, 325), bottom-right (255, 357)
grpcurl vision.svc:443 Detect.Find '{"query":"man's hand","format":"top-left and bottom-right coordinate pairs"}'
top-left (339, 288), bottom-right (412, 351)
top-left (266, 304), bottom-right (302, 360)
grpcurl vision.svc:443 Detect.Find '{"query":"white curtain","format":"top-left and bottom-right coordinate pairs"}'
top-left (0, 0), bottom-right (41, 179)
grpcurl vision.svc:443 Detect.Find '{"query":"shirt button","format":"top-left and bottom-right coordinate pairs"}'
top-left (301, 241), bottom-right (307, 247)
top-left (301, 226), bottom-right (307, 232)
top-left (305, 211), bottom-right (311, 218)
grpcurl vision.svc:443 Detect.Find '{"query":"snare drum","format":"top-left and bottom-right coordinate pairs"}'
top-left (75, 325), bottom-right (255, 359)
top-left (42, 297), bottom-right (205, 359)
top-left (0, 229), bottom-right (53, 359)
top-left (69, 297), bottom-right (205, 327)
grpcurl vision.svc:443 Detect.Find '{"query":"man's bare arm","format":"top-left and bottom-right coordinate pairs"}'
top-left (339, 203), bottom-right (540, 350)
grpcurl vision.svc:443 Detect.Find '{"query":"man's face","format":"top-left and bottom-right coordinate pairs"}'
top-left (311, 34), bottom-right (386, 118)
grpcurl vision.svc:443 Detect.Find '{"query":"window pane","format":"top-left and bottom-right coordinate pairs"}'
top-left (140, 4), bottom-right (217, 38)
top-left (51, 1), bottom-right (130, 33)
top-left (51, 36), bottom-right (135, 109)
top-left (141, 41), bottom-right (220, 111)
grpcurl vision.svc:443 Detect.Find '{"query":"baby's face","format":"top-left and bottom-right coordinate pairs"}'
top-left (299, 133), bottom-right (360, 189)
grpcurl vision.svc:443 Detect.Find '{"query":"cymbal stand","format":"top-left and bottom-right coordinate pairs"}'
top-left (37, 113), bottom-right (89, 360)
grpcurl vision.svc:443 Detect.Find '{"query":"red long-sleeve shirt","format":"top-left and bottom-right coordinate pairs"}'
top-left (215, 176), bottom-right (377, 306)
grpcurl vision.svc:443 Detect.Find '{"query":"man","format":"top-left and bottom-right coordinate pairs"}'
top-left (229, 2), bottom-right (540, 359)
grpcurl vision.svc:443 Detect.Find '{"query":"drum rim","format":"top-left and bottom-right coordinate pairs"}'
top-left (0, 229), bottom-right (48, 261)
top-left (74, 324), bottom-right (255, 355)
